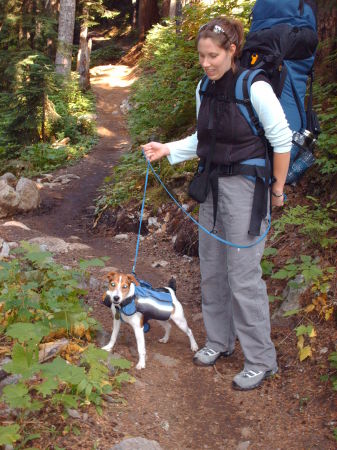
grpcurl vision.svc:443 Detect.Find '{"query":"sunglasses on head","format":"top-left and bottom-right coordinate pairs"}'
top-left (198, 24), bottom-right (226, 35)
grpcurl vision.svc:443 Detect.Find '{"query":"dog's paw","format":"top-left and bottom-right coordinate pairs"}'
top-left (158, 337), bottom-right (169, 344)
top-left (135, 361), bottom-right (146, 370)
top-left (101, 345), bottom-right (113, 352)
top-left (191, 343), bottom-right (199, 352)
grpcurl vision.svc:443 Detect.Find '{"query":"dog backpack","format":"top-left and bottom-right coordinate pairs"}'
top-left (238, 0), bottom-right (320, 184)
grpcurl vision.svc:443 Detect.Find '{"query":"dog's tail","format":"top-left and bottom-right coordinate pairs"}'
top-left (168, 277), bottom-right (176, 292)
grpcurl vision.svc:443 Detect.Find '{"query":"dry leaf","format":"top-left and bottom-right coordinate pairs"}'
top-left (324, 307), bottom-right (334, 321)
top-left (39, 338), bottom-right (69, 362)
top-left (304, 304), bottom-right (315, 313)
top-left (299, 345), bottom-right (312, 361)
top-left (308, 327), bottom-right (317, 338)
top-left (297, 335), bottom-right (304, 350)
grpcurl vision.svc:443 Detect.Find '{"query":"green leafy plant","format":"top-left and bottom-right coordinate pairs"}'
top-left (271, 255), bottom-right (326, 286)
top-left (272, 197), bottom-right (337, 248)
top-left (261, 247), bottom-right (277, 276)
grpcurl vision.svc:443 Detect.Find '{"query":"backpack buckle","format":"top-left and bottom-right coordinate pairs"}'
top-left (219, 164), bottom-right (233, 176)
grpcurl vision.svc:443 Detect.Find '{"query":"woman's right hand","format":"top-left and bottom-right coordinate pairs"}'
top-left (142, 142), bottom-right (170, 162)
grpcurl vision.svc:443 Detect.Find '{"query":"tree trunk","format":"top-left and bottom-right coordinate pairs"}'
top-left (55, 0), bottom-right (76, 75)
top-left (76, 8), bottom-right (91, 90)
top-left (316, 0), bottom-right (337, 79)
top-left (161, 0), bottom-right (170, 17)
top-left (138, 0), bottom-right (160, 40)
top-left (169, 0), bottom-right (177, 17)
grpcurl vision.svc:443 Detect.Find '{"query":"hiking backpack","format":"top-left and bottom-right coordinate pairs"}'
top-left (238, 0), bottom-right (320, 184)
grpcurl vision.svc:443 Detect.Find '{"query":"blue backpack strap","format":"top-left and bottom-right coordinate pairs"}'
top-left (199, 75), bottom-right (209, 102)
top-left (235, 68), bottom-right (266, 136)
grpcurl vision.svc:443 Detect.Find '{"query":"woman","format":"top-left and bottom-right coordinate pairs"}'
top-left (143, 17), bottom-right (292, 391)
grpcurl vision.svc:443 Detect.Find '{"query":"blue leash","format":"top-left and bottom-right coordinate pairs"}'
top-left (132, 154), bottom-right (271, 274)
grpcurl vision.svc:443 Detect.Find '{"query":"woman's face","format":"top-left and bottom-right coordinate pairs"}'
top-left (198, 37), bottom-right (236, 80)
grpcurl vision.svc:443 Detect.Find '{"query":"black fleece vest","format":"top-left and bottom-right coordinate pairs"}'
top-left (196, 68), bottom-right (266, 165)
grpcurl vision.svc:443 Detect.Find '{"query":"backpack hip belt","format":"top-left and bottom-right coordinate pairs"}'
top-left (204, 160), bottom-right (270, 237)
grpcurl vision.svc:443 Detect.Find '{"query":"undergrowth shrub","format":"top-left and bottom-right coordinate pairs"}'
top-left (0, 242), bottom-right (132, 447)
top-left (314, 39), bottom-right (337, 177)
top-left (0, 73), bottom-right (97, 176)
top-left (90, 39), bottom-right (124, 67)
top-left (271, 196), bottom-right (336, 248)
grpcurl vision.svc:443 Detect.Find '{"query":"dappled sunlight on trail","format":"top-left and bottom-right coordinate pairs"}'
top-left (90, 64), bottom-right (136, 88)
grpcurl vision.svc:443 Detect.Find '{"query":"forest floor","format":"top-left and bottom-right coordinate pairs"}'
top-left (1, 62), bottom-right (336, 450)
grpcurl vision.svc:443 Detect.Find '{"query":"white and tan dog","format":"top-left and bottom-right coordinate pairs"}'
top-left (101, 271), bottom-right (198, 369)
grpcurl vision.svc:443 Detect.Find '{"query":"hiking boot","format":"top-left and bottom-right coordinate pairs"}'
top-left (232, 367), bottom-right (278, 391)
top-left (193, 346), bottom-right (234, 366)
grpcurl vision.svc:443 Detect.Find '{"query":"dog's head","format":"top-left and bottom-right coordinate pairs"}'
top-left (102, 271), bottom-right (139, 308)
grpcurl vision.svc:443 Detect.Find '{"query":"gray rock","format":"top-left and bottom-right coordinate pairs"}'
top-left (114, 234), bottom-right (129, 240)
top-left (272, 274), bottom-right (309, 320)
top-left (0, 357), bottom-right (11, 381)
top-left (16, 177), bottom-right (40, 211)
top-left (2, 220), bottom-right (31, 230)
top-left (96, 330), bottom-right (112, 348)
top-left (68, 242), bottom-right (91, 252)
top-left (148, 217), bottom-right (159, 228)
top-left (151, 260), bottom-right (169, 268)
top-left (0, 172), bottom-right (17, 187)
top-left (0, 374), bottom-right (22, 395)
top-left (67, 408), bottom-right (82, 419)
top-left (28, 237), bottom-right (69, 254)
top-left (0, 241), bottom-right (10, 259)
top-left (89, 276), bottom-right (101, 290)
top-left (0, 179), bottom-right (20, 217)
top-left (110, 437), bottom-right (163, 450)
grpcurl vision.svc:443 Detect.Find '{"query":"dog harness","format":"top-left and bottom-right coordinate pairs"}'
top-left (116, 280), bottom-right (174, 333)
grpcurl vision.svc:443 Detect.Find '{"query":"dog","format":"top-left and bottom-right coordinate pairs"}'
top-left (101, 271), bottom-right (198, 369)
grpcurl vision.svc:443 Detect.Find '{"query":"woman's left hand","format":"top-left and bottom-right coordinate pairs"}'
top-left (271, 192), bottom-right (285, 207)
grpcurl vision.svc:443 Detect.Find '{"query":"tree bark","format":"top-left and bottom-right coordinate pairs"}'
top-left (316, 0), bottom-right (337, 79)
top-left (161, 0), bottom-right (170, 17)
top-left (55, 0), bottom-right (76, 75)
top-left (138, 0), bottom-right (160, 40)
top-left (76, 7), bottom-right (91, 90)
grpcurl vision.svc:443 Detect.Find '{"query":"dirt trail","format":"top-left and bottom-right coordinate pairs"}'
top-left (0, 65), bottom-right (334, 450)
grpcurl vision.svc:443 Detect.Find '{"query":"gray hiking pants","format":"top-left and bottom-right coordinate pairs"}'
top-left (199, 175), bottom-right (277, 371)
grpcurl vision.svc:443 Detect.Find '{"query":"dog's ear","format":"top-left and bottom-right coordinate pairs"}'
top-left (106, 271), bottom-right (117, 282)
top-left (127, 274), bottom-right (139, 286)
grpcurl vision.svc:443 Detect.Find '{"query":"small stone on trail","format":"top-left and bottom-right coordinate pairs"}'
top-left (114, 234), bottom-right (129, 240)
top-left (153, 353), bottom-right (178, 367)
top-left (110, 437), bottom-right (163, 450)
top-left (236, 441), bottom-right (250, 450)
top-left (192, 312), bottom-right (203, 322)
top-left (67, 408), bottom-right (82, 419)
top-left (241, 427), bottom-right (251, 439)
top-left (151, 260), bottom-right (169, 268)
top-left (2, 220), bottom-right (31, 230)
